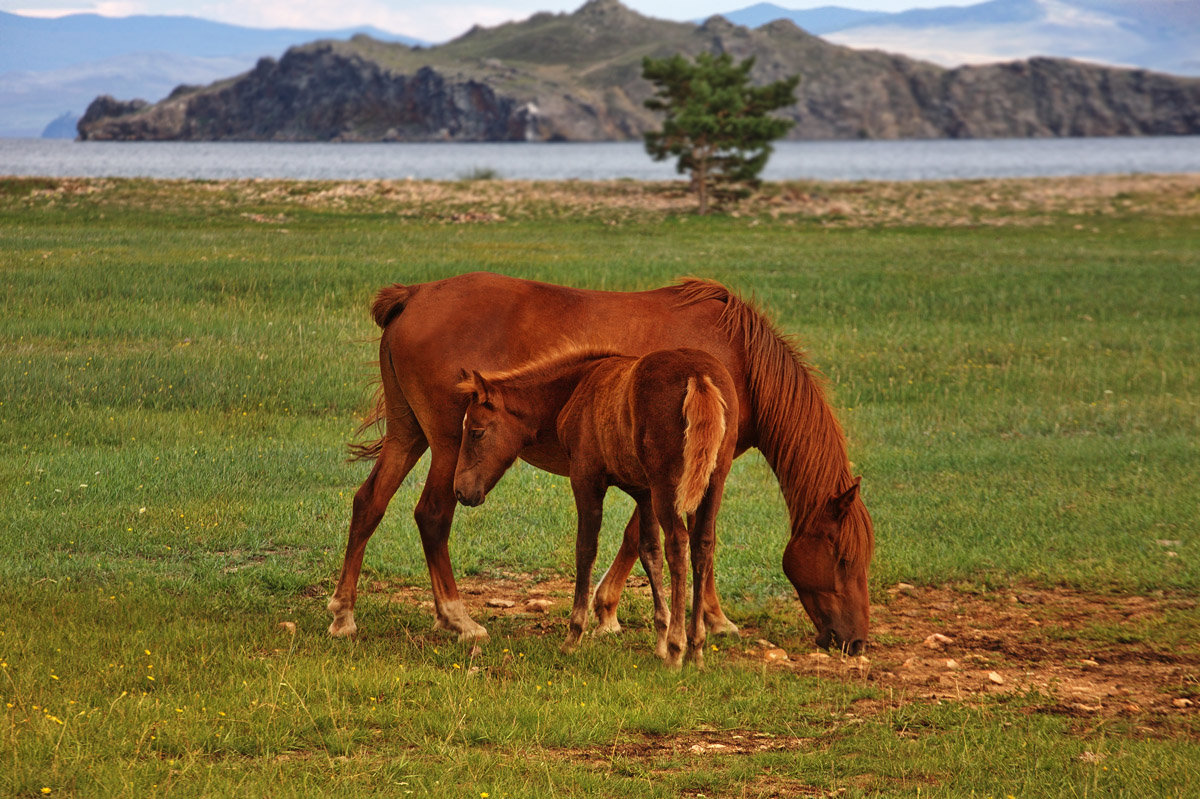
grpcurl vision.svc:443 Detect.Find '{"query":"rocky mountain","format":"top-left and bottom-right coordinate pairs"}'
top-left (41, 112), bottom-right (80, 139)
top-left (77, 0), bottom-right (1200, 143)
top-left (721, 0), bottom-right (1200, 77)
top-left (0, 10), bottom-right (422, 138)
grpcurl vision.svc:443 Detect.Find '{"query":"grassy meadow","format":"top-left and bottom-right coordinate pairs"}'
top-left (1, 174), bottom-right (1198, 797)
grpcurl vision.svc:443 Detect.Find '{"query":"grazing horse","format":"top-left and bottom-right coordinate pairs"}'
top-left (453, 348), bottom-right (739, 669)
top-left (328, 272), bottom-right (873, 654)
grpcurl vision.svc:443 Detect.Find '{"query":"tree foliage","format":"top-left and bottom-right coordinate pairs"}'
top-left (642, 52), bottom-right (799, 214)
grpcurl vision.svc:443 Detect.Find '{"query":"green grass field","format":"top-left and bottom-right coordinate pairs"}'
top-left (1, 175), bottom-right (1197, 797)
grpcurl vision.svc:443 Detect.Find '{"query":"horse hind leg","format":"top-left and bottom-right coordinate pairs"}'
top-left (593, 502), bottom-right (671, 659)
top-left (682, 507), bottom-right (739, 638)
top-left (694, 466), bottom-right (737, 646)
top-left (592, 508), bottom-right (642, 635)
top-left (650, 487), bottom-right (689, 670)
top-left (685, 489), bottom-right (724, 669)
top-left (328, 427), bottom-right (427, 638)
top-left (631, 497), bottom-right (670, 659)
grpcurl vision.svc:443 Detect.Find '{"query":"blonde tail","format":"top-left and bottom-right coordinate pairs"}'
top-left (675, 376), bottom-right (728, 517)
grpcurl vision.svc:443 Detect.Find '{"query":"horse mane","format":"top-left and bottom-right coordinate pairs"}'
top-left (460, 344), bottom-right (624, 392)
top-left (673, 279), bottom-right (874, 567)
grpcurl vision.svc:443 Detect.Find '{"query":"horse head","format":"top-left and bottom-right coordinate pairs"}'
top-left (782, 478), bottom-right (872, 656)
top-left (453, 370), bottom-right (535, 508)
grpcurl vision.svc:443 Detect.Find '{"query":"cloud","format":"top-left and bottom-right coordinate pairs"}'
top-left (10, 0), bottom-right (140, 14)
top-left (7, 0), bottom-right (545, 41)
top-left (9, 4), bottom-right (104, 15)
top-left (188, 1), bottom-right (541, 41)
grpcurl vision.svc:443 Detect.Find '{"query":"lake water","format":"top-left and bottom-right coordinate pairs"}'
top-left (1, 136), bottom-right (1198, 182)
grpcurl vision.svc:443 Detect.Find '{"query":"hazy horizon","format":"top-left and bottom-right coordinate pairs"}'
top-left (4, 0), bottom-right (983, 45)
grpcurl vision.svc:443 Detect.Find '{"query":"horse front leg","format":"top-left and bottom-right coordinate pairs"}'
top-left (415, 448), bottom-right (487, 641)
top-left (696, 475), bottom-right (738, 639)
top-left (328, 434), bottom-right (427, 637)
top-left (591, 508), bottom-right (641, 635)
top-left (701, 568), bottom-right (739, 637)
top-left (564, 473), bottom-right (606, 653)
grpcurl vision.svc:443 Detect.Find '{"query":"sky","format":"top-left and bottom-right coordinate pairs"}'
top-left (4, 0), bottom-right (981, 43)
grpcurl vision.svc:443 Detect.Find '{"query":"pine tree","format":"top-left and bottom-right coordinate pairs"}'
top-left (642, 52), bottom-right (799, 214)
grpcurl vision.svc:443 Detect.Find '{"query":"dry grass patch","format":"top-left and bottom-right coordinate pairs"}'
top-left (5, 173), bottom-right (1198, 227)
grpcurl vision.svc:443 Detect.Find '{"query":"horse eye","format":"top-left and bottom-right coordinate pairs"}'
top-left (469, 428), bottom-right (485, 440)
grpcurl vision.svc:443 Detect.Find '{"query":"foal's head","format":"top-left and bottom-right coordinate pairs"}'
top-left (453, 371), bottom-right (535, 508)
top-left (782, 478), bottom-right (873, 656)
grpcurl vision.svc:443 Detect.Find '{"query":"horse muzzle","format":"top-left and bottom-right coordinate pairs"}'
top-left (816, 628), bottom-right (867, 656)
top-left (454, 488), bottom-right (485, 507)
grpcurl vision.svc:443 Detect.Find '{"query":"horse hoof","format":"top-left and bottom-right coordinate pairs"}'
top-left (593, 619), bottom-right (622, 636)
top-left (328, 617), bottom-right (357, 638)
top-left (562, 627), bottom-right (586, 653)
top-left (456, 624), bottom-right (489, 643)
top-left (707, 617), bottom-right (740, 637)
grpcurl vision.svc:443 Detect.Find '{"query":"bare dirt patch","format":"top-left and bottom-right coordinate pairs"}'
top-left (368, 576), bottom-right (1199, 733)
top-left (815, 585), bottom-right (1198, 725)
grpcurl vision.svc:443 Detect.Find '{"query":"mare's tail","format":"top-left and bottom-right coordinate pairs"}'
top-left (347, 284), bottom-right (412, 461)
top-left (675, 375), bottom-right (728, 517)
top-left (371, 284), bottom-right (411, 329)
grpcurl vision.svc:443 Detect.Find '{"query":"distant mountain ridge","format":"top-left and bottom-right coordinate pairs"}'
top-left (77, 0), bottom-right (1200, 144)
top-left (700, 3), bottom-right (890, 34)
top-left (716, 0), bottom-right (1200, 76)
top-left (0, 10), bottom-right (423, 137)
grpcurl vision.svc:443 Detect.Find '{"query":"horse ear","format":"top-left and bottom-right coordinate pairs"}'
top-left (471, 370), bottom-right (493, 406)
top-left (455, 368), bottom-right (478, 398)
top-left (830, 477), bottom-right (861, 521)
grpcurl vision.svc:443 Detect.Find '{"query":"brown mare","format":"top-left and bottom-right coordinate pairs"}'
top-left (453, 348), bottom-right (739, 668)
top-left (329, 272), bottom-right (874, 654)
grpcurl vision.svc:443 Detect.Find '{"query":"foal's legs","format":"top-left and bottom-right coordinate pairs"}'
top-left (635, 496), bottom-right (671, 660)
top-left (593, 505), bottom-right (670, 646)
top-left (415, 445), bottom-right (488, 640)
top-left (593, 507), bottom-right (738, 639)
top-left (564, 474), bottom-right (606, 652)
top-left (328, 429), bottom-right (428, 637)
top-left (685, 511), bottom-right (737, 638)
top-left (685, 471), bottom-right (727, 669)
top-left (592, 510), bottom-right (640, 634)
top-left (651, 486), bottom-right (690, 670)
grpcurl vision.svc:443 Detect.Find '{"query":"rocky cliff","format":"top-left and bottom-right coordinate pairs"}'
top-left (77, 0), bottom-right (1200, 142)
top-left (79, 49), bottom-right (542, 142)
